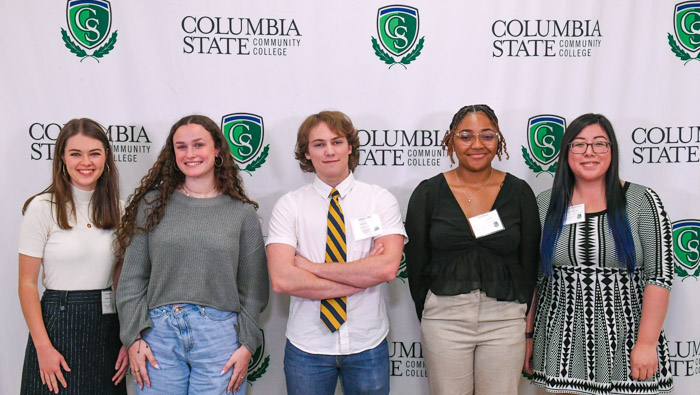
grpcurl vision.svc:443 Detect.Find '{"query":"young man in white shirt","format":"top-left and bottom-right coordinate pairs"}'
top-left (266, 111), bottom-right (406, 395)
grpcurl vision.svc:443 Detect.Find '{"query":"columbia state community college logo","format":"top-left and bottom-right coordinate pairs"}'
top-left (221, 113), bottom-right (269, 174)
top-left (668, 2), bottom-right (700, 64)
top-left (673, 219), bottom-right (700, 280)
top-left (521, 115), bottom-right (565, 176)
top-left (61, 0), bottom-right (117, 61)
top-left (371, 5), bottom-right (425, 68)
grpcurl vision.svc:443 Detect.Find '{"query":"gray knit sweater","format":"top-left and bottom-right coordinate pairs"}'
top-left (116, 191), bottom-right (269, 351)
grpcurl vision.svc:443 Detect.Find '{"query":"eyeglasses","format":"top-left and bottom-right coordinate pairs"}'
top-left (454, 131), bottom-right (499, 145)
top-left (568, 141), bottom-right (611, 154)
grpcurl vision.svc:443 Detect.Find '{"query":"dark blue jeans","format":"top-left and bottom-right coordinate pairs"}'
top-left (283, 338), bottom-right (390, 395)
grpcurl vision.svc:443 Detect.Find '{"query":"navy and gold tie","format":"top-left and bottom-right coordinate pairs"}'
top-left (320, 188), bottom-right (347, 332)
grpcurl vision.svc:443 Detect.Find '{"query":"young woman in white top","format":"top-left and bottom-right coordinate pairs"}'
top-left (18, 118), bottom-right (128, 394)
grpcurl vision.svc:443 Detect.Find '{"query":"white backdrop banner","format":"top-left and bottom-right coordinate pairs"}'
top-left (1, 1), bottom-right (698, 394)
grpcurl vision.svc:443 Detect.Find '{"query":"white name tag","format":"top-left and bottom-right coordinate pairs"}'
top-left (351, 213), bottom-right (384, 240)
top-left (564, 204), bottom-right (586, 225)
top-left (101, 290), bottom-right (116, 315)
top-left (468, 209), bottom-right (505, 238)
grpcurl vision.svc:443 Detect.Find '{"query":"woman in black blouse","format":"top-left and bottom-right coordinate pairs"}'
top-left (405, 104), bottom-right (540, 394)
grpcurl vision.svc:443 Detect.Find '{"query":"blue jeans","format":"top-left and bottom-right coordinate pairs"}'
top-left (284, 339), bottom-right (390, 395)
top-left (136, 304), bottom-right (245, 395)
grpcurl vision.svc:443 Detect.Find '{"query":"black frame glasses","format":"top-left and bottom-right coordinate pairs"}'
top-left (568, 141), bottom-right (611, 154)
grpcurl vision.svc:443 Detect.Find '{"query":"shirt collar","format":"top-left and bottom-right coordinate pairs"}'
top-left (313, 172), bottom-right (355, 198)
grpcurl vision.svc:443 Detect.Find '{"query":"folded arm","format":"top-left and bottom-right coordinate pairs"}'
top-left (294, 234), bottom-right (404, 288)
top-left (267, 243), bottom-right (364, 300)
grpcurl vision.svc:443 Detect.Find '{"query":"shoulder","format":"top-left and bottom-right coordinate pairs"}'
top-left (503, 173), bottom-right (535, 195)
top-left (24, 193), bottom-right (54, 215)
top-left (536, 188), bottom-right (553, 207)
top-left (410, 173), bottom-right (444, 196)
top-left (624, 182), bottom-right (666, 211)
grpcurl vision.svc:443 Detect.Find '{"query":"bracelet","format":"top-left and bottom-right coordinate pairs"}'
top-left (525, 332), bottom-right (534, 339)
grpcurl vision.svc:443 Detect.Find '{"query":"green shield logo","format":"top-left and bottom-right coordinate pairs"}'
top-left (66, 0), bottom-right (112, 49)
top-left (222, 113), bottom-right (264, 165)
top-left (527, 115), bottom-right (565, 167)
top-left (377, 6), bottom-right (419, 57)
top-left (673, 219), bottom-right (700, 279)
top-left (675, 2), bottom-right (700, 53)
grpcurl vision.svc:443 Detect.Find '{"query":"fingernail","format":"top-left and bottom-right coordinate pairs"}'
top-left (155, 363), bottom-right (161, 369)
top-left (219, 369), bottom-right (225, 376)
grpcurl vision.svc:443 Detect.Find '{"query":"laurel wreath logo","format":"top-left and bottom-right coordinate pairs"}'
top-left (667, 33), bottom-right (700, 65)
top-left (237, 144), bottom-right (269, 174)
top-left (521, 146), bottom-right (556, 176)
top-left (675, 262), bottom-right (700, 281)
top-left (247, 355), bottom-right (270, 383)
top-left (394, 253), bottom-right (408, 283)
top-left (371, 37), bottom-right (425, 69)
top-left (61, 28), bottom-right (118, 62)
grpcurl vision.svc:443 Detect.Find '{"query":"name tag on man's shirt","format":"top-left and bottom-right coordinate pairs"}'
top-left (351, 213), bottom-right (383, 240)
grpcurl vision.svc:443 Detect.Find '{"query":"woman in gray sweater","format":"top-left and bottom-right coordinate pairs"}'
top-left (115, 115), bottom-right (268, 395)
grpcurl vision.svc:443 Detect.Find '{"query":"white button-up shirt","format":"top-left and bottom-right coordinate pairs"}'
top-left (267, 173), bottom-right (406, 355)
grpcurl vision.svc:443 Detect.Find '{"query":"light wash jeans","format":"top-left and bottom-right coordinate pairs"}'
top-left (283, 338), bottom-right (390, 395)
top-left (136, 304), bottom-right (246, 395)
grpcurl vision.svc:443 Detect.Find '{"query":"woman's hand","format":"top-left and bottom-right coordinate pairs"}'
top-left (630, 341), bottom-right (658, 381)
top-left (220, 345), bottom-right (252, 394)
top-left (36, 343), bottom-right (70, 394)
top-left (112, 345), bottom-right (129, 385)
top-left (128, 338), bottom-right (160, 390)
top-left (523, 337), bottom-right (534, 375)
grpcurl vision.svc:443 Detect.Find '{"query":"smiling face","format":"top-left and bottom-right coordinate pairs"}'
top-left (453, 112), bottom-right (499, 172)
top-left (62, 133), bottom-right (107, 191)
top-left (567, 123), bottom-right (612, 184)
top-left (173, 123), bottom-right (220, 183)
top-left (304, 121), bottom-right (351, 186)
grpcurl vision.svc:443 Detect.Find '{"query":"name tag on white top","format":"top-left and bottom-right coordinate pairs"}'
top-left (101, 290), bottom-right (116, 314)
top-left (564, 204), bottom-right (586, 225)
top-left (351, 213), bottom-right (383, 240)
top-left (468, 209), bottom-right (505, 238)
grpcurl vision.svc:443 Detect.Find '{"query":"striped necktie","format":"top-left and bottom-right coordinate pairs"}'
top-left (320, 188), bottom-right (347, 332)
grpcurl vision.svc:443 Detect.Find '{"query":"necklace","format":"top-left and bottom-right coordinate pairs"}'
top-left (182, 183), bottom-right (218, 198)
top-left (454, 167), bottom-right (494, 203)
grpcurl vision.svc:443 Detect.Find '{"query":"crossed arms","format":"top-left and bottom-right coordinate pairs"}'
top-left (267, 234), bottom-right (404, 300)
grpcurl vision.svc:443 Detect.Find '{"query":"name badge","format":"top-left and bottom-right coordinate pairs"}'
top-left (351, 213), bottom-right (383, 240)
top-left (468, 209), bottom-right (505, 238)
top-left (564, 204), bottom-right (586, 225)
top-left (101, 290), bottom-right (116, 315)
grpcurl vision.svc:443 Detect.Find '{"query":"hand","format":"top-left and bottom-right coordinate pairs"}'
top-left (369, 242), bottom-right (384, 256)
top-left (220, 345), bottom-right (252, 394)
top-left (128, 338), bottom-right (160, 390)
top-left (523, 338), bottom-right (534, 375)
top-left (36, 343), bottom-right (70, 394)
top-left (630, 341), bottom-right (658, 381)
top-left (112, 345), bottom-right (129, 385)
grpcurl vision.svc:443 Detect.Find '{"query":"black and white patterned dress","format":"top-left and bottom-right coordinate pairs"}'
top-left (531, 183), bottom-right (674, 395)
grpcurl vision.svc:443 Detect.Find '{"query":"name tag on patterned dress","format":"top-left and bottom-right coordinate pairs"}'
top-left (101, 290), bottom-right (116, 314)
top-left (564, 204), bottom-right (586, 226)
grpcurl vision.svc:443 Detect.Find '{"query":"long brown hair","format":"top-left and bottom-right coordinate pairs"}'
top-left (22, 118), bottom-right (120, 230)
top-left (116, 115), bottom-right (258, 261)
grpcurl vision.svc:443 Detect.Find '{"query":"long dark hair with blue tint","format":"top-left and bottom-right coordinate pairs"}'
top-left (540, 113), bottom-right (635, 275)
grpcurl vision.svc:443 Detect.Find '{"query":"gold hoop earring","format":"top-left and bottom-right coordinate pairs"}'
top-left (214, 155), bottom-right (223, 167)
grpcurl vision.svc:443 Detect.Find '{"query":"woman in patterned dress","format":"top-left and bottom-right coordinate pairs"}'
top-left (524, 113), bottom-right (674, 395)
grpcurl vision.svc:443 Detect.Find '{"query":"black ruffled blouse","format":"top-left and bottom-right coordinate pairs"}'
top-left (405, 173), bottom-right (541, 320)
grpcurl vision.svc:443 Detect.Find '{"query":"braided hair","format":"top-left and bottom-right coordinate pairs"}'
top-left (441, 104), bottom-right (510, 164)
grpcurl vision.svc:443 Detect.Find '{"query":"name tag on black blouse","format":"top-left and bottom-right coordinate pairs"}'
top-left (468, 209), bottom-right (505, 238)
top-left (101, 290), bottom-right (116, 315)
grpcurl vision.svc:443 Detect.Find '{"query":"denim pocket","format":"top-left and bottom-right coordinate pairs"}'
top-left (200, 306), bottom-right (235, 321)
top-left (148, 307), bottom-right (168, 319)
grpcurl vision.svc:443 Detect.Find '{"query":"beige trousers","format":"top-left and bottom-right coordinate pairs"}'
top-left (421, 290), bottom-right (526, 395)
